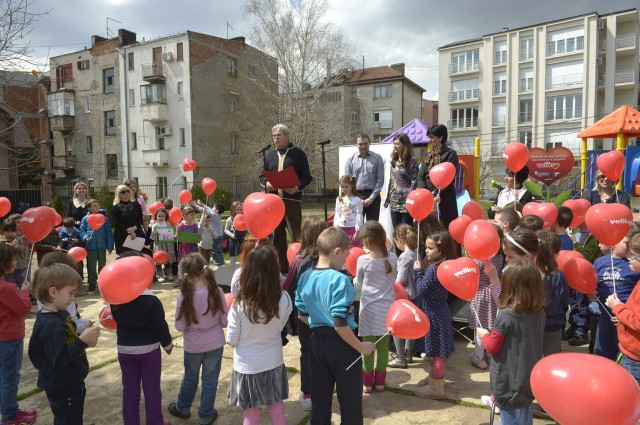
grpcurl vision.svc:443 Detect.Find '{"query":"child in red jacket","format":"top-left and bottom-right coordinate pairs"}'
top-left (0, 244), bottom-right (37, 424)
top-left (606, 233), bottom-right (640, 385)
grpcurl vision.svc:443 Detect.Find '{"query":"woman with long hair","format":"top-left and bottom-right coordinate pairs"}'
top-left (384, 133), bottom-right (419, 231)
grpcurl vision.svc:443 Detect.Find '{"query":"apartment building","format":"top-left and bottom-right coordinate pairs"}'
top-left (120, 32), bottom-right (277, 199)
top-left (438, 9), bottom-right (639, 160)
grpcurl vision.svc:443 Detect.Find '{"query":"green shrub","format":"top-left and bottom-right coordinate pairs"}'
top-left (89, 186), bottom-right (115, 222)
top-left (191, 184), bottom-right (233, 210)
top-left (51, 194), bottom-right (64, 216)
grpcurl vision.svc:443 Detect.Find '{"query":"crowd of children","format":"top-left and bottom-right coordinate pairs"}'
top-left (2, 171), bottom-right (640, 425)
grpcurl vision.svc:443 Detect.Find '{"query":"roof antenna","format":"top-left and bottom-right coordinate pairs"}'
top-left (227, 22), bottom-right (234, 39)
top-left (362, 55), bottom-right (365, 71)
top-left (107, 17), bottom-right (122, 38)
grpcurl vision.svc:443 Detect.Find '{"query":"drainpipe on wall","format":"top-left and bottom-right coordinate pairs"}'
top-left (401, 79), bottom-right (405, 125)
top-left (120, 47), bottom-right (132, 179)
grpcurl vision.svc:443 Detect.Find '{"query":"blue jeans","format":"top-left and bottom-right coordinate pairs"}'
top-left (0, 339), bottom-right (23, 421)
top-left (46, 382), bottom-right (85, 425)
top-left (621, 353), bottom-right (640, 386)
top-left (501, 405), bottom-right (533, 425)
top-left (176, 348), bottom-right (223, 423)
top-left (212, 236), bottom-right (224, 265)
top-left (595, 308), bottom-right (619, 360)
top-left (86, 250), bottom-right (106, 289)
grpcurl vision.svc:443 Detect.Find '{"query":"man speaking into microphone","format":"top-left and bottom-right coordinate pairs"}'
top-left (259, 124), bottom-right (312, 274)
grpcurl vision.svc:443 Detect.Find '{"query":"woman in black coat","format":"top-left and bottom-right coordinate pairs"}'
top-left (65, 182), bottom-right (90, 227)
top-left (414, 124), bottom-right (459, 228)
top-left (111, 184), bottom-right (144, 255)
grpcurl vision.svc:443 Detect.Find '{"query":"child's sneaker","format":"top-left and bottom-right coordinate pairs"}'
top-left (166, 275), bottom-right (174, 282)
top-left (298, 392), bottom-right (312, 411)
top-left (481, 394), bottom-right (500, 414)
top-left (157, 276), bottom-right (166, 283)
top-left (15, 409), bottom-right (36, 420)
top-left (2, 416), bottom-right (36, 425)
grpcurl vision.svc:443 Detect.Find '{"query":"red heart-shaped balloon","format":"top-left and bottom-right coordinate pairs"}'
top-left (233, 214), bottom-right (247, 231)
top-left (21, 206), bottom-right (56, 242)
top-left (503, 142), bottom-right (529, 173)
top-left (182, 158), bottom-right (198, 172)
top-left (596, 150), bottom-right (625, 182)
top-left (461, 201), bottom-right (484, 221)
top-left (87, 213), bottom-right (106, 231)
top-left (463, 220), bottom-right (500, 261)
top-left (429, 162), bottom-right (456, 189)
top-left (563, 199), bottom-right (591, 228)
top-left (99, 304), bottom-right (118, 330)
top-left (436, 257), bottom-right (480, 300)
top-left (202, 178), bottom-right (217, 196)
top-left (585, 203), bottom-right (633, 246)
top-left (522, 202), bottom-right (558, 229)
top-left (242, 193), bottom-right (285, 239)
top-left (68, 247), bottom-right (88, 263)
top-left (287, 242), bottom-right (301, 263)
top-left (178, 190), bottom-right (192, 205)
top-left (406, 189), bottom-right (434, 221)
top-left (345, 247), bottom-right (366, 276)
top-left (0, 197), bottom-right (10, 217)
top-left (386, 299), bottom-right (430, 339)
top-left (98, 256), bottom-right (155, 304)
top-left (448, 215), bottom-right (474, 245)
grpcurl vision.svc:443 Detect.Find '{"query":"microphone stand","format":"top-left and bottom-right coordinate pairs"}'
top-left (257, 144), bottom-right (271, 169)
top-left (317, 140), bottom-right (330, 221)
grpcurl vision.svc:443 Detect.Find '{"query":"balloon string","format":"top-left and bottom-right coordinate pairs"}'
top-left (513, 176), bottom-right (517, 211)
top-left (345, 331), bottom-right (389, 371)
top-left (470, 303), bottom-right (483, 330)
top-left (597, 299), bottom-right (614, 319)
top-left (97, 304), bottom-right (108, 323)
top-left (610, 251), bottom-right (617, 295)
top-left (22, 243), bottom-right (35, 288)
top-left (416, 219), bottom-right (421, 262)
top-left (168, 172), bottom-right (184, 188)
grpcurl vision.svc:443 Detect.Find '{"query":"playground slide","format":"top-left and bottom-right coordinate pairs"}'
top-left (456, 189), bottom-right (471, 216)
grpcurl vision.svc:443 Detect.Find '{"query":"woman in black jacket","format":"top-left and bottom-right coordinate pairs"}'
top-left (65, 182), bottom-right (90, 227)
top-left (112, 184), bottom-right (144, 255)
top-left (414, 124), bottom-right (459, 228)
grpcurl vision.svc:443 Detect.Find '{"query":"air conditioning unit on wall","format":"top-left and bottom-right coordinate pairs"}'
top-left (597, 20), bottom-right (605, 30)
top-left (596, 58), bottom-right (603, 65)
top-left (162, 52), bottom-right (173, 62)
top-left (159, 126), bottom-right (172, 136)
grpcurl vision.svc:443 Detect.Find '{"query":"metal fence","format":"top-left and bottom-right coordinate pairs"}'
top-left (0, 189), bottom-right (43, 215)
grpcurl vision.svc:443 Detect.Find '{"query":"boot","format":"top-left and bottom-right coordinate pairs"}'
top-left (416, 375), bottom-right (445, 399)
top-left (363, 371), bottom-right (374, 393)
top-left (374, 370), bottom-right (386, 392)
top-left (388, 354), bottom-right (407, 369)
top-left (406, 350), bottom-right (414, 364)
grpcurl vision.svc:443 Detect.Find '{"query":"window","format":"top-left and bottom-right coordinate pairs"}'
top-left (519, 68), bottom-right (534, 92)
top-left (86, 136), bottom-right (92, 153)
top-left (47, 93), bottom-right (74, 116)
top-left (491, 132), bottom-right (508, 156)
top-left (520, 37), bottom-right (534, 60)
top-left (547, 26), bottom-right (584, 56)
top-left (450, 78), bottom-right (479, 101)
top-left (105, 110), bottom-right (116, 135)
top-left (374, 84), bottom-right (392, 99)
top-left (228, 57), bottom-right (237, 77)
top-left (546, 94), bottom-right (582, 121)
top-left (494, 71), bottom-right (507, 95)
top-left (177, 81), bottom-right (183, 99)
top-left (103, 68), bottom-right (115, 94)
top-left (84, 96), bottom-right (90, 113)
top-left (231, 132), bottom-right (239, 154)
top-left (493, 102), bottom-right (506, 126)
top-left (129, 89), bottom-right (135, 106)
top-left (176, 42), bottom-right (183, 61)
top-left (518, 130), bottom-right (533, 148)
top-left (494, 41), bottom-right (507, 64)
top-left (450, 49), bottom-right (480, 74)
top-left (546, 60), bottom-right (583, 89)
top-left (373, 109), bottom-right (392, 128)
top-left (128, 52), bottom-right (134, 71)
top-left (157, 177), bottom-right (168, 199)
top-left (180, 128), bottom-right (186, 147)
top-left (156, 127), bottom-right (165, 150)
top-left (140, 84), bottom-right (166, 104)
top-left (320, 91), bottom-right (342, 103)
top-left (545, 128), bottom-right (580, 153)
top-left (131, 132), bottom-right (137, 150)
top-left (77, 60), bottom-right (90, 70)
top-left (451, 107), bottom-right (479, 129)
top-left (351, 111), bottom-right (359, 122)
top-left (247, 64), bottom-right (257, 79)
top-left (106, 154), bottom-right (118, 178)
top-left (519, 99), bottom-right (533, 123)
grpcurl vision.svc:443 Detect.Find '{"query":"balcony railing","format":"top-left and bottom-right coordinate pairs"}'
top-left (54, 154), bottom-right (75, 171)
top-left (494, 51), bottom-right (507, 65)
top-left (377, 119), bottom-right (392, 129)
top-left (449, 88), bottom-right (479, 102)
top-left (448, 60), bottom-right (480, 75)
top-left (616, 34), bottom-right (636, 50)
top-left (54, 78), bottom-right (75, 92)
top-left (614, 69), bottom-right (636, 85)
top-left (142, 64), bottom-right (166, 81)
top-left (519, 49), bottom-right (534, 61)
top-left (141, 103), bottom-right (168, 122)
top-left (49, 115), bottom-right (74, 132)
top-left (492, 114), bottom-right (506, 126)
top-left (519, 78), bottom-right (533, 93)
top-left (448, 117), bottom-right (479, 130)
top-left (546, 73), bottom-right (583, 90)
top-left (142, 149), bottom-right (171, 167)
top-left (519, 112), bottom-right (532, 123)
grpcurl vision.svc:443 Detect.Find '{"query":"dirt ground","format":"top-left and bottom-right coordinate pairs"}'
top-left (17, 252), bottom-right (566, 425)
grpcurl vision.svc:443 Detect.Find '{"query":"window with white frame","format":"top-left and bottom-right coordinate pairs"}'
top-left (450, 78), bottom-right (479, 101)
top-left (546, 94), bottom-right (582, 121)
top-left (48, 93), bottom-right (74, 116)
top-left (547, 26), bottom-right (584, 56)
top-left (104, 110), bottom-right (116, 135)
top-left (493, 102), bottom-right (506, 126)
top-left (545, 128), bottom-right (580, 154)
top-left (451, 107), bottom-right (478, 129)
top-left (491, 132), bottom-right (508, 156)
top-left (519, 68), bottom-right (533, 92)
top-left (546, 60), bottom-right (583, 89)
top-left (156, 127), bottom-right (165, 150)
top-left (129, 89), bottom-right (135, 106)
top-left (140, 84), bottom-right (166, 105)
top-left (494, 71), bottom-right (507, 95)
top-left (86, 136), bottom-right (92, 153)
top-left (520, 36), bottom-right (534, 60)
top-left (374, 84), bottom-right (392, 99)
top-left (84, 96), bottom-right (90, 113)
top-left (177, 81), bottom-right (183, 100)
top-left (373, 109), bottom-right (392, 128)
top-left (518, 130), bottom-right (533, 148)
top-left (157, 177), bottom-right (167, 199)
top-left (228, 57), bottom-right (237, 77)
top-left (103, 68), bottom-right (115, 94)
top-left (450, 136), bottom-right (476, 154)
top-left (494, 41), bottom-right (507, 64)
top-left (519, 99), bottom-right (533, 123)
top-left (450, 49), bottom-right (479, 74)
top-left (128, 52), bottom-right (134, 71)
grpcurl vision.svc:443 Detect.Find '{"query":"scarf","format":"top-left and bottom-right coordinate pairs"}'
top-left (425, 146), bottom-right (441, 171)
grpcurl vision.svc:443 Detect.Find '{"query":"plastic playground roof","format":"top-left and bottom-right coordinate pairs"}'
top-left (380, 118), bottom-right (430, 145)
top-left (577, 105), bottom-right (640, 139)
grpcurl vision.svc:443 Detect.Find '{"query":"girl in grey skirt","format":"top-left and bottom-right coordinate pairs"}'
top-left (226, 246), bottom-right (292, 424)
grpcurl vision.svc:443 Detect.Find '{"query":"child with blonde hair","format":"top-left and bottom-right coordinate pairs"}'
top-left (333, 174), bottom-right (363, 245)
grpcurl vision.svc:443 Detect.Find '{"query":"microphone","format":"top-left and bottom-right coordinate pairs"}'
top-left (316, 139), bottom-right (331, 146)
top-left (257, 144), bottom-right (271, 154)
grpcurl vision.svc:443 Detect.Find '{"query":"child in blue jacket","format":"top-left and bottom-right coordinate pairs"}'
top-left (79, 199), bottom-right (114, 293)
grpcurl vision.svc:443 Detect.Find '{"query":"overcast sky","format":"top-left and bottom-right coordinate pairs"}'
top-left (27, 0), bottom-right (637, 99)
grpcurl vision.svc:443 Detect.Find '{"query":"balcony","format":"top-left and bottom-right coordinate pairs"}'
top-left (616, 33), bottom-right (637, 50)
top-left (519, 49), bottom-right (534, 61)
top-left (492, 114), bottom-right (506, 127)
top-left (54, 79), bottom-right (75, 92)
top-left (54, 154), bottom-right (75, 171)
top-left (614, 69), bottom-right (636, 85)
top-left (448, 117), bottom-right (479, 131)
top-left (141, 103), bottom-right (168, 122)
top-left (49, 115), bottom-right (74, 133)
top-left (546, 73), bottom-right (583, 90)
top-left (142, 63), bottom-right (166, 82)
top-left (448, 60), bottom-right (480, 75)
top-left (518, 112), bottom-right (532, 124)
top-left (142, 149), bottom-right (170, 167)
top-left (494, 51), bottom-right (507, 65)
top-left (519, 78), bottom-right (533, 93)
top-left (449, 88), bottom-right (479, 103)
top-left (376, 119), bottom-right (392, 129)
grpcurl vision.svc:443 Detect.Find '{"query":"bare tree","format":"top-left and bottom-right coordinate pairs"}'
top-left (237, 0), bottom-right (359, 188)
top-left (0, 0), bottom-right (47, 71)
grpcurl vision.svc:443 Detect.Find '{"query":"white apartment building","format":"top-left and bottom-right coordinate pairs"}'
top-left (438, 9), bottom-right (639, 160)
